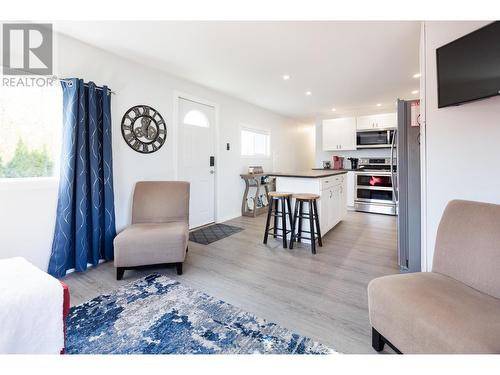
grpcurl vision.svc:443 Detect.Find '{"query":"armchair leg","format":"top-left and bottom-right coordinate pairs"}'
top-left (176, 262), bottom-right (183, 275)
top-left (372, 327), bottom-right (385, 352)
top-left (117, 267), bottom-right (125, 281)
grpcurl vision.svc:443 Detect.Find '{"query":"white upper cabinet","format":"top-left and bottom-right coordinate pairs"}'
top-left (322, 117), bottom-right (357, 151)
top-left (356, 113), bottom-right (397, 130)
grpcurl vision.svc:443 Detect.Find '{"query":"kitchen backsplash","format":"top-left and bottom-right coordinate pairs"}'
top-left (315, 148), bottom-right (391, 168)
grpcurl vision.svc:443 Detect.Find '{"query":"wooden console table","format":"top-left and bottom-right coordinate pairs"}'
top-left (240, 173), bottom-right (275, 217)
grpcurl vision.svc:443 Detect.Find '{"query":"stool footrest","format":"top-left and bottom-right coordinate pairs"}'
top-left (270, 213), bottom-right (287, 218)
top-left (295, 214), bottom-right (318, 219)
top-left (269, 233), bottom-right (291, 239)
top-left (293, 235), bottom-right (319, 241)
top-left (293, 229), bottom-right (316, 235)
top-left (268, 227), bottom-right (292, 235)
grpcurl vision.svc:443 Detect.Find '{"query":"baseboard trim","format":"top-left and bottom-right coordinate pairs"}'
top-left (216, 212), bottom-right (241, 223)
top-left (62, 259), bottom-right (107, 276)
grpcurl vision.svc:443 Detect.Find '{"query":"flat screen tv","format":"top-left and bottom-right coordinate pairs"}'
top-left (436, 21), bottom-right (500, 108)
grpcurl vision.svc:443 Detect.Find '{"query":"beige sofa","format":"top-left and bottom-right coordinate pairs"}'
top-left (368, 200), bottom-right (500, 354)
top-left (114, 181), bottom-right (190, 280)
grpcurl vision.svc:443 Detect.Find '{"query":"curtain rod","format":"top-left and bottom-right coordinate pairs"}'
top-left (56, 77), bottom-right (116, 95)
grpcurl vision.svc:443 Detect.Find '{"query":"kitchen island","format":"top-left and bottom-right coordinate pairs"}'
top-left (267, 170), bottom-right (348, 239)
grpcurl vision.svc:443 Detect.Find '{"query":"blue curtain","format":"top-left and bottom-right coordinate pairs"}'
top-left (48, 78), bottom-right (116, 278)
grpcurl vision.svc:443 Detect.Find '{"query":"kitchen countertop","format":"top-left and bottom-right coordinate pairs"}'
top-left (267, 170), bottom-right (348, 178)
top-left (312, 168), bottom-right (360, 172)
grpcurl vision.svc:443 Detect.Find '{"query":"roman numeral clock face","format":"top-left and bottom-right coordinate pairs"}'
top-left (121, 105), bottom-right (167, 154)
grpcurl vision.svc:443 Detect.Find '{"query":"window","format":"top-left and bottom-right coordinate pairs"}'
top-left (183, 110), bottom-right (209, 127)
top-left (0, 84), bottom-right (62, 179)
top-left (240, 127), bottom-right (270, 157)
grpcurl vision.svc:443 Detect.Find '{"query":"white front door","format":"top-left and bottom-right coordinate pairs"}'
top-left (177, 97), bottom-right (216, 229)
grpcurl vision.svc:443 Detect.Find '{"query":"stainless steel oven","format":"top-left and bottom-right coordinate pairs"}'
top-left (354, 158), bottom-right (397, 215)
top-left (356, 129), bottom-right (395, 149)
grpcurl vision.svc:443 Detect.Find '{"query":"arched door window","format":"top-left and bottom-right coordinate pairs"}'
top-left (183, 110), bottom-right (209, 127)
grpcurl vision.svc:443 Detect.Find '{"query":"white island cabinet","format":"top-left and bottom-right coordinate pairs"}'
top-left (271, 171), bottom-right (347, 239)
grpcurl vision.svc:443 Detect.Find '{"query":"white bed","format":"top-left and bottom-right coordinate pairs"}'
top-left (0, 257), bottom-right (65, 354)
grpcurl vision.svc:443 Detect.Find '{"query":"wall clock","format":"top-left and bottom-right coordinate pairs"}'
top-left (121, 105), bottom-right (167, 154)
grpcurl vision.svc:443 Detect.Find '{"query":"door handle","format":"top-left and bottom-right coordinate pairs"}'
top-left (210, 170), bottom-right (215, 174)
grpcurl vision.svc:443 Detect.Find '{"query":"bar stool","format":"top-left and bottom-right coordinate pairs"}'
top-left (290, 194), bottom-right (323, 254)
top-left (263, 192), bottom-right (294, 248)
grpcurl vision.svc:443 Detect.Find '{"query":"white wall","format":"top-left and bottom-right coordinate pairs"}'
top-left (422, 21), bottom-right (500, 270)
top-left (0, 31), bottom-right (313, 271)
top-left (0, 178), bottom-right (59, 270)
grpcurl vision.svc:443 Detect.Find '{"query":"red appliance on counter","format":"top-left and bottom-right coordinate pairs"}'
top-left (332, 156), bottom-right (344, 170)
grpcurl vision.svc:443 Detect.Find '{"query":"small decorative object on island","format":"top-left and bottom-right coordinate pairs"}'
top-left (121, 105), bottom-right (167, 154)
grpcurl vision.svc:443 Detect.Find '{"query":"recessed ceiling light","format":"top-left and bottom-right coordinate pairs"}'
top-left (413, 73), bottom-right (421, 79)
top-left (412, 90), bottom-right (419, 94)
top-left (331, 108), bottom-right (337, 112)
top-left (305, 91), bottom-right (312, 96)
top-left (376, 103), bottom-right (382, 107)
top-left (282, 74), bottom-right (290, 80)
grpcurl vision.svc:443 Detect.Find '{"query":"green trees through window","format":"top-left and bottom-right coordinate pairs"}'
top-left (0, 139), bottom-right (54, 178)
top-left (0, 84), bottom-right (62, 179)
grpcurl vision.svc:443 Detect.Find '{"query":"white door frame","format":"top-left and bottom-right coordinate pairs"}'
top-left (172, 90), bottom-right (220, 225)
top-left (419, 21), bottom-right (429, 272)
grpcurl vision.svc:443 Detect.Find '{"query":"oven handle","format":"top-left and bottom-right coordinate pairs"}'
top-left (356, 186), bottom-right (393, 191)
top-left (390, 128), bottom-right (398, 202)
top-left (355, 197), bottom-right (396, 204)
top-left (355, 171), bottom-right (392, 176)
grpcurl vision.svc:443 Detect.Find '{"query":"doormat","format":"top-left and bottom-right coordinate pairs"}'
top-left (189, 223), bottom-right (243, 245)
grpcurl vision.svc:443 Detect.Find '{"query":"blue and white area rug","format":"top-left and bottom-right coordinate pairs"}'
top-left (66, 274), bottom-right (334, 354)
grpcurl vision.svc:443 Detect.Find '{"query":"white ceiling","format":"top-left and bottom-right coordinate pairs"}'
top-left (54, 21), bottom-right (421, 121)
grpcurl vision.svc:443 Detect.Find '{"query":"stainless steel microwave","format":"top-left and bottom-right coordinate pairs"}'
top-left (356, 129), bottom-right (395, 149)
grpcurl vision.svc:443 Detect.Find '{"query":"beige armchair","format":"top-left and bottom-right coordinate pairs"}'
top-left (114, 181), bottom-right (190, 280)
top-left (368, 199), bottom-right (500, 354)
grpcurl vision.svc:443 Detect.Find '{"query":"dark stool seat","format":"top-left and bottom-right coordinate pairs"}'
top-left (263, 192), bottom-right (293, 248)
top-left (290, 193), bottom-right (322, 254)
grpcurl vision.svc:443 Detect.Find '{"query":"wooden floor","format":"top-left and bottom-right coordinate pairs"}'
top-left (63, 210), bottom-right (398, 354)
